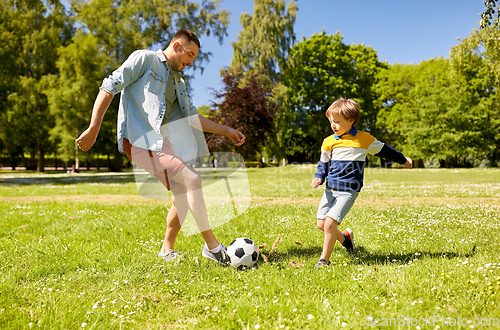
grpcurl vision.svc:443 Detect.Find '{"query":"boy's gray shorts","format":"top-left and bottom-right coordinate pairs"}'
top-left (316, 188), bottom-right (358, 224)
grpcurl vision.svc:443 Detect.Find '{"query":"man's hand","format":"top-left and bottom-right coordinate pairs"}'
top-left (227, 128), bottom-right (246, 146)
top-left (311, 178), bottom-right (322, 189)
top-left (75, 127), bottom-right (98, 152)
top-left (75, 90), bottom-right (113, 152)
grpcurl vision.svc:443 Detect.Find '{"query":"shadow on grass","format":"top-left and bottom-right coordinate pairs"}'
top-left (351, 245), bottom-right (477, 266)
top-left (0, 172), bottom-right (136, 185)
top-left (259, 245), bottom-right (477, 267)
top-left (260, 246), bottom-right (323, 264)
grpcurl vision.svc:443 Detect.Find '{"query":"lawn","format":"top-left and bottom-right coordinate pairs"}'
top-left (0, 166), bottom-right (499, 329)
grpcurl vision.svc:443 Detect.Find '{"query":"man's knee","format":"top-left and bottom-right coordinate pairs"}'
top-left (182, 168), bottom-right (202, 189)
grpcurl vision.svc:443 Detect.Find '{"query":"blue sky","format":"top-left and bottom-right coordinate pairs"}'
top-left (186, 0), bottom-right (486, 108)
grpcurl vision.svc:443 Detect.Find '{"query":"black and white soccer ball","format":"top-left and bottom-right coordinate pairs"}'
top-left (227, 237), bottom-right (259, 269)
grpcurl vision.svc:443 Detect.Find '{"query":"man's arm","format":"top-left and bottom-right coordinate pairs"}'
top-left (196, 115), bottom-right (246, 146)
top-left (75, 89), bottom-right (114, 151)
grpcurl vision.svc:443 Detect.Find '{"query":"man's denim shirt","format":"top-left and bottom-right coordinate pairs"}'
top-left (100, 49), bottom-right (198, 153)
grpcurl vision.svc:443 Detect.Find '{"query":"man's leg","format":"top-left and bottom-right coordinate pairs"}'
top-left (162, 204), bottom-right (181, 251)
top-left (171, 166), bottom-right (220, 250)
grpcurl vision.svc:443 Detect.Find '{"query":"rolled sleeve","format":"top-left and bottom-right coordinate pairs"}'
top-left (100, 50), bottom-right (151, 96)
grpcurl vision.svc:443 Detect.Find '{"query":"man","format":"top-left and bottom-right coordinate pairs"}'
top-left (76, 30), bottom-right (245, 265)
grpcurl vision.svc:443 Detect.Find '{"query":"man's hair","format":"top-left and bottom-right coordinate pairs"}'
top-left (326, 98), bottom-right (361, 127)
top-left (172, 29), bottom-right (200, 48)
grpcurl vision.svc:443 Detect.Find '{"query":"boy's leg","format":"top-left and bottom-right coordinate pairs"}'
top-left (317, 218), bottom-right (346, 243)
top-left (319, 216), bottom-right (346, 262)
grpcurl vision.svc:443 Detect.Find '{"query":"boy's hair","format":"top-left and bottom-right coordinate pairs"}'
top-left (172, 29), bottom-right (201, 48)
top-left (326, 98), bottom-right (361, 127)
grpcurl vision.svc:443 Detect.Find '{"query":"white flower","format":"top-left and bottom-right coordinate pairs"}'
top-left (308, 314), bottom-right (314, 320)
top-left (81, 322), bottom-right (87, 328)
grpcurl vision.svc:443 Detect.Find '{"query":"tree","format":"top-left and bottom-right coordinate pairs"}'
top-left (281, 31), bottom-right (386, 162)
top-left (229, 0), bottom-right (297, 162)
top-left (47, 0), bottom-right (231, 170)
top-left (206, 67), bottom-right (278, 162)
top-left (375, 58), bottom-right (496, 167)
top-left (45, 32), bottom-right (110, 166)
top-left (0, 0), bottom-right (73, 171)
top-left (230, 0), bottom-right (297, 82)
top-left (450, 26), bottom-right (500, 166)
top-left (481, 0), bottom-right (499, 28)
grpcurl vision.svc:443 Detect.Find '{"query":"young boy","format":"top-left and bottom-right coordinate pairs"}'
top-left (311, 98), bottom-right (413, 267)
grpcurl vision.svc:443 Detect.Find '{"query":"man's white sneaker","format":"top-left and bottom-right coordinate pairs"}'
top-left (158, 247), bottom-right (184, 262)
top-left (202, 245), bottom-right (230, 266)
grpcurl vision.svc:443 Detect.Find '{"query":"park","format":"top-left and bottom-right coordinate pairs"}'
top-left (1, 0), bottom-right (500, 329)
top-left (1, 166), bottom-right (499, 328)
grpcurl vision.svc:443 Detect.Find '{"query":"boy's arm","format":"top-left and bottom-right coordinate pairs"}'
top-left (374, 144), bottom-right (413, 169)
top-left (313, 148), bottom-right (331, 185)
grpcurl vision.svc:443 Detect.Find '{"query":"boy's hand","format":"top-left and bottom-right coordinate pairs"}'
top-left (403, 157), bottom-right (413, 169)
top-left (311, 178), bottom-right (322, 188)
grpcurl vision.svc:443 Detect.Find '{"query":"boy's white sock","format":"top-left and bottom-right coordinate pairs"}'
top-left (209, 243), bottom-right (223, 253)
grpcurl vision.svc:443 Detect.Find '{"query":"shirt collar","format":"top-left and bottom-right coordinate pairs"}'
top-left (156, 49), bottom-right (167, 62)
top-left (334, 126), bottom-right (357, 140)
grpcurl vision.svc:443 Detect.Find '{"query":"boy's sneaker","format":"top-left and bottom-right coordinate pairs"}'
top-left (315, 259), bottom-right (331, 268)
top-left (202, 245), bottom-right (230, 266)
top-left (158, 247), bottom-right (184, 262)
top-left (341, 228), bottom-right (355, 252)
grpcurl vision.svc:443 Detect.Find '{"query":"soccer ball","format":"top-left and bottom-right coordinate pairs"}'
top-left (227, 237), bottom-right (259, 269)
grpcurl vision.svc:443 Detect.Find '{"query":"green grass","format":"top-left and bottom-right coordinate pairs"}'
top-left (1, 166), bottom-right (499, 329)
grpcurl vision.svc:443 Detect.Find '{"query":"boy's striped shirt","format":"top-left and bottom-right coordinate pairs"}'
top-left (315, 128), bottom-right (406, 192)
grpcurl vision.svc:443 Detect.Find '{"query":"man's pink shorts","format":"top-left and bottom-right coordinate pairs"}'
top-left (123, 138), bottom-right (185, 191)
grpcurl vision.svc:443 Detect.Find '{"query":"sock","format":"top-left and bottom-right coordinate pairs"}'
top-left (340, 233), bottom-right (347, 244)
top-left (209, 243), bottom-right (222, 253)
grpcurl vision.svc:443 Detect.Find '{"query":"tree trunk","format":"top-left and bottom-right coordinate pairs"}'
top-left (37, 143), bottom-right (45, 172)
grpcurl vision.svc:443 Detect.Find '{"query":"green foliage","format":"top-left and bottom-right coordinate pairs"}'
top-left (281, 31), bottom-right (387, 161)
top-left (481, 0), bottom-right (499, 28)
top-left (374, 22), bottom-right (500, 167)
top-left (228, 0), bottom-right (297, 162)
top-left (375, 58), bottom-right (497, 164)
top-left (230, 0), bottom-right (297, 82)
top-left (45, 0), bottom-right (230, 169)
top-left (207, 68), bottom-right (278, 161)
top-left (0, 0), bottom-right (73, 171)
top-left (45, 32), bottom-right (111, 163)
